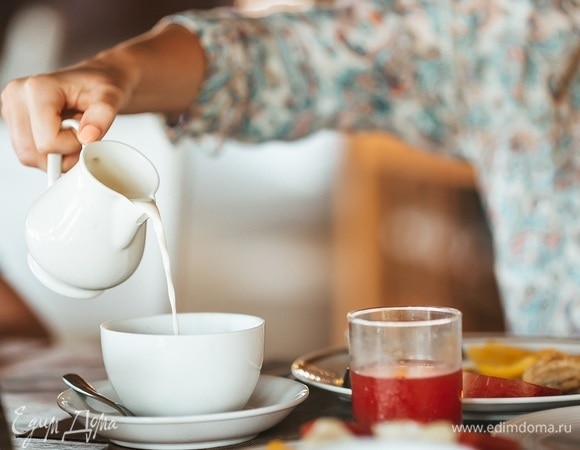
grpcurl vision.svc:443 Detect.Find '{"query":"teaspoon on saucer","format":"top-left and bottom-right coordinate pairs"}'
top-left (62, 373), bottom-right (135, 416)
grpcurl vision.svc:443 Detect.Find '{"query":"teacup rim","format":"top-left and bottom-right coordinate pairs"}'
top-left (100, 312), bottom-right (265, 337)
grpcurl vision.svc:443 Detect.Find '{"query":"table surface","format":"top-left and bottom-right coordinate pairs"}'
top-left (0, 339), bottom-right (353, 450)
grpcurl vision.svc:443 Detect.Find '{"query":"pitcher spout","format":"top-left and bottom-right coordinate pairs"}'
top-left (112, 198), bottom-right (155, 250)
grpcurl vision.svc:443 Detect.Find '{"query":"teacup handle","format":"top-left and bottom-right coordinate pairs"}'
top-left (47, 119), bottom-right (80, 186)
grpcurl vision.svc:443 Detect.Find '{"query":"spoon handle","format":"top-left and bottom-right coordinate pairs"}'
top-left (62, 374), bottom-right (134, 416)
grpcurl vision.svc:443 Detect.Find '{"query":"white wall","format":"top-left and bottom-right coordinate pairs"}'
top-left (173, 132), bottom-right (344, 360)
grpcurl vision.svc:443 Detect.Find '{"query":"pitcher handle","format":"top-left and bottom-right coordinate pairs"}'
top-left (47, 119), bottom-right (80, 186)
top-left (46, 153), bottom-right (62, 187)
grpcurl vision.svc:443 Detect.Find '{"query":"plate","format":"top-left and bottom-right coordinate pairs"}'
top-left (494, 405), bottom-right (580, 449)
top-left (291, 336), bottom-right (580, 420)
top-left (253, 440), bottom-right (469, 449)
top-left (57, 375), bottom-right (309, 450)
top-left (461, 336), bottom-right (580, 418)
top-left (291, 346), bottom-right (350, 397)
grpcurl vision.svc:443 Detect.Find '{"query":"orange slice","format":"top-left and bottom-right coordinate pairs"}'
top-left (465, 342), bottom-right (563, 379)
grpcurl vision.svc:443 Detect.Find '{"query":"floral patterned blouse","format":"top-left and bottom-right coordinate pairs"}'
top-left (166, 0), bottom-right (580, 337)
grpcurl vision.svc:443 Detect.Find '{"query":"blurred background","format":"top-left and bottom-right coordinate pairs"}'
top-left (0, 0), bottom-right (343, 361)
top-left (0, 0), bottom-right (504, 362)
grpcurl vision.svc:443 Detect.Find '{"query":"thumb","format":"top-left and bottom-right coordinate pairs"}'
top-left (77, 123), bottom-right (102, 144)
top-left (77, 102), bottom-right (117, 144)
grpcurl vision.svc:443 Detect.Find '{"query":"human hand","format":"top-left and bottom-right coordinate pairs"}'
top-left (1, 23), bottom-right (205, 172)
top-left (1, 61), bottom-right (130, 172)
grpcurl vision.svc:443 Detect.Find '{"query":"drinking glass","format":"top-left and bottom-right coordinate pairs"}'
top-left (348, 306), bottom-right (462, 426)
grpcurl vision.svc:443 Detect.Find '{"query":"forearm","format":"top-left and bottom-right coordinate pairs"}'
top-left (89, 23), bottom-right (206, 116)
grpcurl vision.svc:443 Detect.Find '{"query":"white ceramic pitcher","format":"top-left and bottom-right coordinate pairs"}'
top-left (25, 121), bottom-right (160, 298)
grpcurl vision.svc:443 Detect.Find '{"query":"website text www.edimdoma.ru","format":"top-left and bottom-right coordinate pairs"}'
top-left (452, 422), bottom-right (572, 435)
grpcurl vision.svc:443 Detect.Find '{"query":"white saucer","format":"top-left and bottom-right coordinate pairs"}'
top-left (57, 375), bottom-right (309, 449)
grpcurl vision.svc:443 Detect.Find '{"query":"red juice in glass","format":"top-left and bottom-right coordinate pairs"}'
top-left (351, 360), bottom-right (462, 427)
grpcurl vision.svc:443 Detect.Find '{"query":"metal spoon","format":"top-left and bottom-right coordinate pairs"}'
top-left (62, 373), bottom-right (135, 416)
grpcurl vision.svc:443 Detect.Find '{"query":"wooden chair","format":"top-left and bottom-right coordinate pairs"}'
top-left (331, 132), bottom-right (505, 345)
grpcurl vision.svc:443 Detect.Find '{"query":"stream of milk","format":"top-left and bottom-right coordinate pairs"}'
top-left (134, 199), bottom-right (179, 335)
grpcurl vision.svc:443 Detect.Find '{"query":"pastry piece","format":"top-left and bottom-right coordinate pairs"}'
top-left (522, 353), bottom-right (580, 393)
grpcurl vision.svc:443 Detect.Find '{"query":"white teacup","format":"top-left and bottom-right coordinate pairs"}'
top-left (100, 312), bottom-right (265, 417)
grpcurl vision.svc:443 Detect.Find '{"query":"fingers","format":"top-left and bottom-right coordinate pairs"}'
top-left (1, 75), bottom-right (81, 171)
top-left (1, 70), bottom-right (121, 172)
top-left (1, 78), bottom-right (40, 168)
